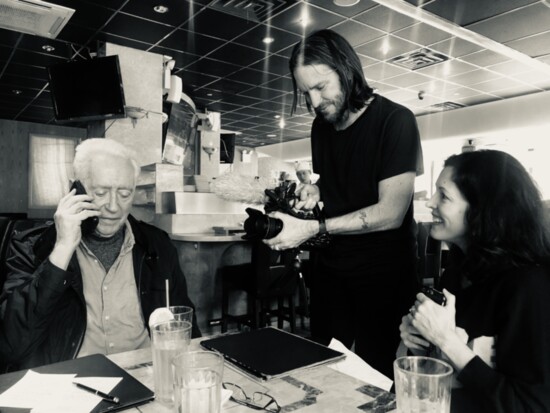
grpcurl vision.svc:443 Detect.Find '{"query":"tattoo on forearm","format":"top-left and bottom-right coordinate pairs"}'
top-left (359, 210), bottom-right (368, 229)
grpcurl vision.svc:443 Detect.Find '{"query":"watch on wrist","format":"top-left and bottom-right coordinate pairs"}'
top-left (318, 216), bottom-right (328, 235)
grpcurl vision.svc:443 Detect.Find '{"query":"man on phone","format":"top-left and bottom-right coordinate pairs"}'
top-left (0, 139), bottom-right (200, 371)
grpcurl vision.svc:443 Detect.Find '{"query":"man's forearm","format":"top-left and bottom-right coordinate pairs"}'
top-left (325, 204), bottom-right (404, 235)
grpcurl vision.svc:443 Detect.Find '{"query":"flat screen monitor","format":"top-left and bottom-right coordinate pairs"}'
top-left (48, 55), bottom-right (126, 122)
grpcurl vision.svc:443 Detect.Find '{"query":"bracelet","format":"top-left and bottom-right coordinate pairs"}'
top-left (318, 216), bottom-right (328, 235)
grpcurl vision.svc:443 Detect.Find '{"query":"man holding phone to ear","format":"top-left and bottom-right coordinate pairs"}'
top-left (1, 138), bottom-right (200, 371)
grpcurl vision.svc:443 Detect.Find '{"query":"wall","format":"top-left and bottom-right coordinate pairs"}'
top-left (257, 156), bottom-right (294, 183)
top-left (0, 119), bottom-right (86, 214)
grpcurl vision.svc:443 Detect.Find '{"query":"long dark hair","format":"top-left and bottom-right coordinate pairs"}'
top-left (288, 29), bottom-right (373, 116)
top-left (445, 150), bottom-right (550, 278)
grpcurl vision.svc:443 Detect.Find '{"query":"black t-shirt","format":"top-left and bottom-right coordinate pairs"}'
top-left (311, 95), bottom-right (423, 271)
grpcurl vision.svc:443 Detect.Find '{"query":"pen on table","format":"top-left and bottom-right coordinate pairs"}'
top-left (73, 382), bottom-right (120, 404)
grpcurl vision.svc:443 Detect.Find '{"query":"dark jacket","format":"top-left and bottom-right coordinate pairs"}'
top-left (0, 215), bottom-right (200, 371)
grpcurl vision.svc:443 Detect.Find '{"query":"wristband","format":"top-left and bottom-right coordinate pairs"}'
top-left (318, 216), bottom-right (328, 235)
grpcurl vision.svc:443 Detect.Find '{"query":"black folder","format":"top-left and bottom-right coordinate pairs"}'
top-left (0, 354), bottom-right (154, 413)
top-left (201, 327), bottom-right (345, 381)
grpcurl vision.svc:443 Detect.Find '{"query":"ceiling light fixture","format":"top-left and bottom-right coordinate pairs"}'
top-left (42, 44), bottom-right (55, 52)
top-left (299, 10), bottom-right (310, 28)
top-left (274, 115), bottom-right (280, 119)
top-left (333, 0), bottom-right (360, 6)
top-left (267, 134), bottom-right (276, 137)
top-left (262, 37), bottom-right (275, 44)
top-left (279, 119), bottom-right (286, 128)
top-left (153, 5), bottom-right (169, 13)
top-left (12, 89), bottom-right (22, 95)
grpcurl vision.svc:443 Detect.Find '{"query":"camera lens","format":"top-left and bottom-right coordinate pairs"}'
top-left (243, 208), bottom-right (283, 240)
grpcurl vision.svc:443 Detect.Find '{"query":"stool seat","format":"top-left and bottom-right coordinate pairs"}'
top-left (220, 242), bottom-right (299, 333)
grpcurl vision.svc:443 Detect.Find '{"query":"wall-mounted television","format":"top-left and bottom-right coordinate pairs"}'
top-left (48, 55), bottom-right (126, 122)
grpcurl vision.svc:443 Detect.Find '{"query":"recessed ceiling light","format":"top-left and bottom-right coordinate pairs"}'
top-left (42, 44), bottom-right (55, 52)
top-left (12, 89), bottom-right (22, 95)
top-left (262, 37), bottom-right (275, 44)
top-left (267, 134), bottom-right (276, 137)
top-left (333, 0), bottom-right (360, 6)
top-left (380, 40), bottom-right (390, 55)
top-left (153, 5), bottom-right (169, 13)
top-left (279, 119), bottom-right (286, 128)
top-left (274, 115), bottom-right (280, 119)
top-left (207, 93), bottom-right (213, 97)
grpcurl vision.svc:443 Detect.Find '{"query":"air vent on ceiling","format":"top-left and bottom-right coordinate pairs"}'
top-left (0, 0), bottom-right (74, 39)
top-left (388, 48), bottom-right (449, 70)
top-left (209, 0), bottom-right (294, 22)
top-left (430, 101), bottom-right (465, 111)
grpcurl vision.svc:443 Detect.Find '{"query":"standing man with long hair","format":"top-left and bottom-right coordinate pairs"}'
top-left (264, 29), bottom-right (423, 378)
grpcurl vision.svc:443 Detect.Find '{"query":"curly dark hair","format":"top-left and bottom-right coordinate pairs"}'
top-left (444, 150), bottom-right (550, 277)
top-left (288, 29), bottom-right (373, 116)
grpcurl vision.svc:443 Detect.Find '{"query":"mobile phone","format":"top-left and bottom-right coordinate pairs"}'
top-left (421, 286), bottom-right (446, 306)
top-left (70, 180), bottom-right (99, 235)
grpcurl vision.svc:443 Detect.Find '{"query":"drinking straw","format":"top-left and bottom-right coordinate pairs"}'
top-left (165, 279), bottom-right (170, 308)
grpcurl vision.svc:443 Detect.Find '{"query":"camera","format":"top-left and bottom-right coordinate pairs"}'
top-left (242, 181), bottom-right (330, 250)
top-left (421, 286), bottom-right (446, 306)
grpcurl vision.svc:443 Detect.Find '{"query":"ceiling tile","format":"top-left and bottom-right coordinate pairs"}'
top-left (11, 49), bottom-right (66, 70)
top-left (505, 31), bottom-right (550, 58)
top-left (383, 88), bottom-right (420, 103)
top-left (150, 46), bottom-right (200, 69)
top-left (239, 87), bottom-right (286, 100)
top-left (208, 43), bottom-right (267, 66)
top-left (363, 62), bottom-right (408, 81)
top-left (204, 78), bottom-right (253, 94)
top-left (0, 74), bottom-right (47, 90)
top-left (120, 0), bottom-right (195, 27)
top-left (429, 37), bottom-right (483, 58)
top-left (17, 36), bottom-right (76, 60)
top-left (492, 84), bottom-right (541, 99)
top-left (175, 70), bottom-right (218, 90)
top-left (358, 54), bottom-right (379, 67)
top-left (3, 62), bottom-right (49, 80)
top-left (95, 33), bottom-right (154, 51)
top-left (262, 76), bottom-right (294, 92)
top-left (306, 0), bottom-right (378, 18)
top-left (472, 77), bottom-right (524, 93)
top-left (431, 86), bottom-right (481, 100)
top-left (222, 94), bottom-right (261, 106)
top-left (485, 60), bottom-right (533, 76)
top-left (423, 0), bottom-right (538, 26)
top-left (454, 94), bottom-right (501, 107)
top-left (356, 35), bottom-right (420, 61)
top-left (249, 55), bottom-right (290, 76)
top-left (448, 69), bottom-right (502, 86)
top-left (384, 72), bottom-right (432, 88)
top-left (354, 5), bottom-right (417, 33)
top-left (267, 3), bottom-right (343, 36)
top-left (393, 22), bottom-right (453, 46)
top-left (227, 68), bottom-right (279, 87)
top-left (102, 13), bottom-right (173, 45)
top-left (466, 3), bottom-right (550, 43)
top-left (416, 60), bottom-right (477, 78)
top-left (159, 29), bottom-right (225, 56)
top-left (250, 100), bottom-right (289, 112)
top-left (512, 70), bottom-right (550, 87)
top-left (78, 0), bottom-right (129, 10)
top-left (181, 8), bottom-right (256, 41)
top-left (0, 29), bottom-right (23, 48)
top-left (460, 50), bottom-right (510, 67)
top-left (56, 24), bottom-right (96, 46)
top-left (184, 58), bottom-right (240, 78)
top-left (371, 82), bottom-right (398, 94)
top-left (50, 0), bottom-right (114, 30)
top-left (233, 25), bottom-right (302, 54)
top-left (330, 21), bottom-right (384, 47)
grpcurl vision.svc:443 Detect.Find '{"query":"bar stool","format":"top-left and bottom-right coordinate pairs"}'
top-left (220, 241), bottom-right (299, 333)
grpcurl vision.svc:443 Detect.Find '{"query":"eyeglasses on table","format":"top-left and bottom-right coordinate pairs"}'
top-left (223, 382), bottom-right (281, 413)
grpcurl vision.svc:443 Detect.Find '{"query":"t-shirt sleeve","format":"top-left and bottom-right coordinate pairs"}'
top-left (379, 107), bottom-right (423, 180)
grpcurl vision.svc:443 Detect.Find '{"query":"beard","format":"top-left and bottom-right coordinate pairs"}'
top-left (314, 92), bottom-right (348, 125)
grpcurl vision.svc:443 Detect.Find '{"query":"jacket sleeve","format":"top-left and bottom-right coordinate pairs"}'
top-left (456, 269), bottom-right (550, 412)
top-left (0, 232), bottom-right (76, 365)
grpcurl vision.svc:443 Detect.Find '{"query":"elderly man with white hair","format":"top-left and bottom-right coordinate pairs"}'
top-left (0, 138), bottom-right (200, 372)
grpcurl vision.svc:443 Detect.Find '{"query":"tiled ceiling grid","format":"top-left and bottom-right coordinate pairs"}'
top-left (1, 0), bottom-right (550, 147)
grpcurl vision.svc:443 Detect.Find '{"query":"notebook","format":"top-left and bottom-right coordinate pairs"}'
top-left (0, 354), bottom-right (154, 413)
top-left (201, 327), bottom-right (345, 381)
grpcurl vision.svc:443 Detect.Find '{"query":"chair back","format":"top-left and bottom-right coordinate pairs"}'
top-left (250, 242), bottom-right (298, 298)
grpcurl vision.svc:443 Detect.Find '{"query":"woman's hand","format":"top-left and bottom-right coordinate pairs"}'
top-left (410, 289), bottom-right (456, 349)
top-left (399, 314), bottom-right (430, 355)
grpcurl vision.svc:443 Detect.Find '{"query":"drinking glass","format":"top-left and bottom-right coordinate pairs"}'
top-left (169, 305), bottom-right (194, 324)
top-left (394, 356), bottom-right (453, 413)
top-left (172, 350), bottom-right (224, 413)
top-left (151, 320), bottom-right (192, 405)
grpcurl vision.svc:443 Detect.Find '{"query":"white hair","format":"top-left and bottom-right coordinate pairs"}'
top-left (73, 138), bottom-right (140, 183)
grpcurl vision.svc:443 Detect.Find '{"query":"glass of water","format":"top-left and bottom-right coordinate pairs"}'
top-left (172, 350), bottom-right (224, 413)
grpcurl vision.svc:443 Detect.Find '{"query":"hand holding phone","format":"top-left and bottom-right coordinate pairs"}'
top-left (421, 286), bottom-right (446, 306)
top-left (70, 180), bottom-right (99, 235)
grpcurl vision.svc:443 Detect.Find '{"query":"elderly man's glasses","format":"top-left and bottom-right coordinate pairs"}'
top-left (223, 382), bottom-right (281, 412)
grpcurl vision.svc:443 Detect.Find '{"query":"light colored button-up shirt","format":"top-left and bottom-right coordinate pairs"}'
top-left (77, 222), bottom-right (150, 357)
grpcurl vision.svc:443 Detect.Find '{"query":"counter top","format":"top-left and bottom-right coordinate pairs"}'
top-left (169, 232), bottom-right (247, 242)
